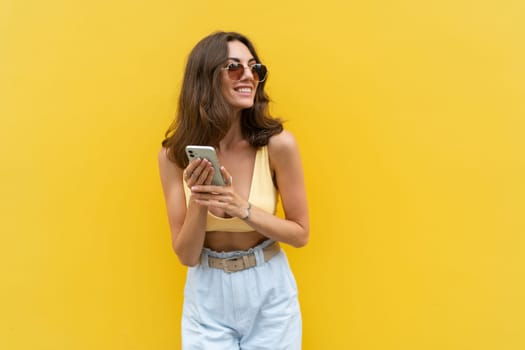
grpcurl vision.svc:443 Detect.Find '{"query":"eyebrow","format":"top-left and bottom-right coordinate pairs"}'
top-left (227, 57), bottom-right (257, 63)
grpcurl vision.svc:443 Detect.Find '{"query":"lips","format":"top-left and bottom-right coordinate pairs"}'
top-left (233, 85), bottom-right (253, 94)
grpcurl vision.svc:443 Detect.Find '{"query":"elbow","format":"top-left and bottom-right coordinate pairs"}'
top-left (292, 228), bottom-right (310, 248)
top-left (176, 251), bottom-right (200, 267)
top-left (296, 234), bottom-right (309, 248)
top-left (179, 257), bottom-right (200, 267)
top-left (172, 245), bottom-right (201, 267)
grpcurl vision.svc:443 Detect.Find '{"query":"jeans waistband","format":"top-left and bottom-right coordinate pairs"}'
top-left (201, 239), bottom-right (276, 259)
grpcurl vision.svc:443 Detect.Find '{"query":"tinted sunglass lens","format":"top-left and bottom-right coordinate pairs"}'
top-left (225, 63), bottom-right (267, 82)
top-left (227, 63), bottom-right (244, 81)
top-left (253, 64), bottom-right (267, 82)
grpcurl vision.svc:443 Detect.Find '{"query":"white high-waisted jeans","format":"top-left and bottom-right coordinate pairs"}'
top-left (182, 240), bottom-right (302, 350)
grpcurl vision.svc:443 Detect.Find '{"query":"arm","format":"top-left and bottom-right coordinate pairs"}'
top-left (157, 149), bottom-right (215, 266)
top-left (191, 131), bottom-right (310, 247)
top-left (247, 130), bottom-right (310, 247)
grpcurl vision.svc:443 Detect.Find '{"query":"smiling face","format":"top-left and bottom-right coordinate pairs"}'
top-left (220, 40), bottom-right (259, 113)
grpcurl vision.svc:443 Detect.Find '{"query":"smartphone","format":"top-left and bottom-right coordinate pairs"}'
top-left (185, 145), bottom-right (225, 186)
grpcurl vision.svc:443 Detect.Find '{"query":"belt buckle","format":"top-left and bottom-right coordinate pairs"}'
top-left (222, 256), bottom-right (243, 273)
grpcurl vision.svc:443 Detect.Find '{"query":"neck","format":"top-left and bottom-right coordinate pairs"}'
top-left (219, 114), bottom-right (245, 151)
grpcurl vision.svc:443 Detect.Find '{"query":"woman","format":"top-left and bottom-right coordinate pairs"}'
top-left (158, 31), bottom-right (309, 350)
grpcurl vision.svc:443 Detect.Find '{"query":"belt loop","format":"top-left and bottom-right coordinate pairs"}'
top-left (201, 252), bottom-right (209, 268)
top-left (254, 246), bottom-right (264, 266)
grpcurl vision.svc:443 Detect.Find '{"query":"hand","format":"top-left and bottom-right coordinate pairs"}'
top-left (183, 158), bottom-right (215, 188)
top-left (190, 166), bottom-right (250, 219)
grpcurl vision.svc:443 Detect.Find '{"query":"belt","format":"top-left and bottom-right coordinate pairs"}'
top-left (206, 242), bottom-right (280, 273)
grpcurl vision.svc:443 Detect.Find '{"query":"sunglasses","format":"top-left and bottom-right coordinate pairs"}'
top-left (222, 63), bottom-right (268, 83)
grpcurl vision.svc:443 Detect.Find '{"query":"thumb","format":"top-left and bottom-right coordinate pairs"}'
top-left (220, 166), bottom-right (233, 187)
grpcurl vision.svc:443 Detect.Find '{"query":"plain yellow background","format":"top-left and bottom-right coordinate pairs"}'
top-left (2, 0), bottom-right (525, 349)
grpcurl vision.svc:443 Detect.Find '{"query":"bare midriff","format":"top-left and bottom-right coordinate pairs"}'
top-left (204, 231), bottom-right (267, 252)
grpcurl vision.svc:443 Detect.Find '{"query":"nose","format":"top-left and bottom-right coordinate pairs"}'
top-left (240, 65), bottom-right (255, 81)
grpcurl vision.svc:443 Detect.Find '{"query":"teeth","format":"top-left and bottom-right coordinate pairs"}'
top-left (236, 87), bottom-right (252, 93)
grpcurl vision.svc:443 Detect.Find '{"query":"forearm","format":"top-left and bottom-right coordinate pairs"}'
top-left (244, 205), bottom-right (309, 248)
top-left (172, 202), bottom-right (208, 266)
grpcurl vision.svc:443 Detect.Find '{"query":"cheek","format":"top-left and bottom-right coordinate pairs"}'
top-left (220, 77), bottom-right (233, 91)
top-left (220, 83), bottom-right (231, 98)
top-left (221, 82), bottom-right (230, 96)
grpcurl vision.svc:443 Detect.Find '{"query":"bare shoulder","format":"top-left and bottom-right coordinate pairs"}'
top-left (267, 130), bottom-right (303, 172)
top-left (267, 129), bottom-right (300, 156)
top-left (158, 147), bottom-right (182, 177)
top-left (158, 147), bottom-right (171, 169)
top-left (158, 147), bottom-right (170, 165)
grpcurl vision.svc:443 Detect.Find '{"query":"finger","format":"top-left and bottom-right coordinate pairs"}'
top-left (184, 158), bottom-right (202, 182)
top-left (196, 164), bottom-right (212, 184)
top-left (191, 185), bottom-right (227, 194)
top-left (204, 166), bottom-right (215, 185)
top-left (189, 159), bottom-right (209, 182)
top-left (186, 158), bottom-right (202, 172)
top-left (224, 174), bottom-right (233, 187)
top-left (220, 166), bottom-right (233, 187)
top-left (192, 191), bottom-right (231, 201)
top-left (197, 158), bottom-right (211, 171)
top-left (195, 198), bottom-right (229, 208)
top-left (187, 171), bottom-right (200, 186)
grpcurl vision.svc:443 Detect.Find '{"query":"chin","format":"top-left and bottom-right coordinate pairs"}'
top-left (231, 101), bottom-right (255, 110)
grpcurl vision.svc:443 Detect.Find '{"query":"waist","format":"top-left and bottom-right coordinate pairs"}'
top-left (201, 240), bottom-right (280, 273)
top-left (203, 231), bottom-right (266, 251)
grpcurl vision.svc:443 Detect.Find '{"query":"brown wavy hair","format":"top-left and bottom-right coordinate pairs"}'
top-left (161, 31), bottom-right (283, 168)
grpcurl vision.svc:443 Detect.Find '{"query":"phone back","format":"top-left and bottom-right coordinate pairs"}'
top-left (185, 145), bottom-right (225, 186)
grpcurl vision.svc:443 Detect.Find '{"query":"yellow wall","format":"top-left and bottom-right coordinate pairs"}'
top-left (2, 0), bottom-right (524, 349)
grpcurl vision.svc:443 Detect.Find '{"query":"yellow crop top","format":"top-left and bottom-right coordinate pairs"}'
top-left (183, 146), bottom-right (278, 232)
